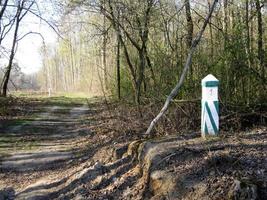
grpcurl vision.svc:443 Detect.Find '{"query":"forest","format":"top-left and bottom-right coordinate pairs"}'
top-left (36, 0), bottom-right (266, 105)
top-left (0, 0), bottom-right (266, 199)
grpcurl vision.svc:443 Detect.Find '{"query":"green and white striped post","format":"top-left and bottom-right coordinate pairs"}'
top-left (201, 74), bottom-right (219, 138)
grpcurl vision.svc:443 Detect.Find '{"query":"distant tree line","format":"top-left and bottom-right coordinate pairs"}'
top-left (0, 63), bottom-right (39, 91)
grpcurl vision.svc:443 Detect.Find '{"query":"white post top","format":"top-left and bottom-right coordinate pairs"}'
top-left (201, 74), bottom-right (219, 87)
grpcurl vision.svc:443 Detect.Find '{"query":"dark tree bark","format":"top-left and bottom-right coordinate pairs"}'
top-left (255, 0), bottom-right (265, 81)
top-left (103, 0), bottom-right (108, 90)
top-left (207, 0), bottom-right (214, 61)
top-left (223, 0), bottom-right (228, 43)
top-left (116, 10), bottom-right (121, 100)
top-left (1, 4), bottom-right (21, 96)
top-left (184, 0), bottom-right (193, 49)
top-left (0, 0), bottom-right (12, 45)
top-left (0, 0), bottom-right (9, 22)
top-left (245, 0), bottom-right (251, 58)
top-left (184, 0), bottom-right (194, 84)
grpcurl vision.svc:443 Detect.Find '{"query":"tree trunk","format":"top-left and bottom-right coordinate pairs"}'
top-left (106, 1), bottom-right (138, 102)
top-left (207, 0), bottom-right (214, 62)
top-left (184, 0), bottom-right (194, 83)
top-left (245, 0), bottom-right (251, 104)
top-left (135, 49), bottom-right (146, 105)
top-left (255, 0), bottom-right (264, 81)
top-left (0, 0), bottom-right (9, 45)
top-left (245, 0), bottom-right (251, 61)
top-left (116, 13), bottom-right (121, 100)
top-left (184, 0), bottom-right (193, 49)
top-left (1, 3), bottom-right (21, 96)
top-left (103, 2), bottom-right (108, 90)
top-left (223, 0), bottom-right (228, 43)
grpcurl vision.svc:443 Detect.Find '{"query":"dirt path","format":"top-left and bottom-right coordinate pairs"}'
top-left (0, 99), bottom-right (91, 198)
top-left (0, 97), bottom-right (266, 200)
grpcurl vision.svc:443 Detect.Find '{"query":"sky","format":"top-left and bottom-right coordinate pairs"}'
top-left (0, 1), bottom-right (58, 75)
top-left (16, 20), bottom-right (57, 74)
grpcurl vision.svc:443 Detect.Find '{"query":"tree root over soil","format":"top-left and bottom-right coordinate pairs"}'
top-left (8, 128), bottom-right (266, 200)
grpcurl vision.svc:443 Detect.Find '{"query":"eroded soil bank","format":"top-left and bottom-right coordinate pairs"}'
top-left (0, 96), bottom-right (266, 200)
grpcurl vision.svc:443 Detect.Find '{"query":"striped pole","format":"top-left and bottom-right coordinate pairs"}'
top-left (201, 74), bottom-right (219, 138)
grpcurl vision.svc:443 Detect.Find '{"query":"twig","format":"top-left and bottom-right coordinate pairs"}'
top-left (153, 152), bottom-right (177, 169)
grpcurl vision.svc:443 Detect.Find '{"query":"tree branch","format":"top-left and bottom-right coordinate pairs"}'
top-left (16, 31), bottom-right (44, 42)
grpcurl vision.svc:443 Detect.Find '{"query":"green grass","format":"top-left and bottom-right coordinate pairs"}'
top-left (12, 91), bottom-right (95, 98)
top-left (0, 135), bottom-right (39, 153)
top-left (0, 135), bottom-right (18, 144)
top-left (55, 92), bottom-right (92, 98)
top-left (8, 91), bottom-right (105, 108)
top-left (0, 93), bottom-right (100, 156)
top-left (0, 119), bottom-right (35, 130)
top-left (36, 97), bottom-right (84, 108)
top-left (29, 95), bottom-right (88, 107)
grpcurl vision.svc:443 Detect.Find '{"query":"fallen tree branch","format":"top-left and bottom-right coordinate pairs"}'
top-left (172, 98), bottom-right (200, 103)
top-left (145, 0), bottom-right (218, 135)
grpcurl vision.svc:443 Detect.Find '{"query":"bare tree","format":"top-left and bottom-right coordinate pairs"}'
top-left (0, 0), bottom-right (10, 44)
top-left (0, 0), bottom-right (35, 96)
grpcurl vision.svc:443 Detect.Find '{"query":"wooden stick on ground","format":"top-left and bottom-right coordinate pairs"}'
top-left (145, 0), bottom-right (218, 135)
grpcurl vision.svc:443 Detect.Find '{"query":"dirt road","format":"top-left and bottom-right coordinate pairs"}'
top-left (0, 97), bottom-right (266, 200)
top-left (0, 97), bottom-right (146, 200)
top-left (0, 98), bottom-right (92, 198)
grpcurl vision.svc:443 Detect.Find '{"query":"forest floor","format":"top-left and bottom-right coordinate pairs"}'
top-left (0, 96), bottom-right (266, 200)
